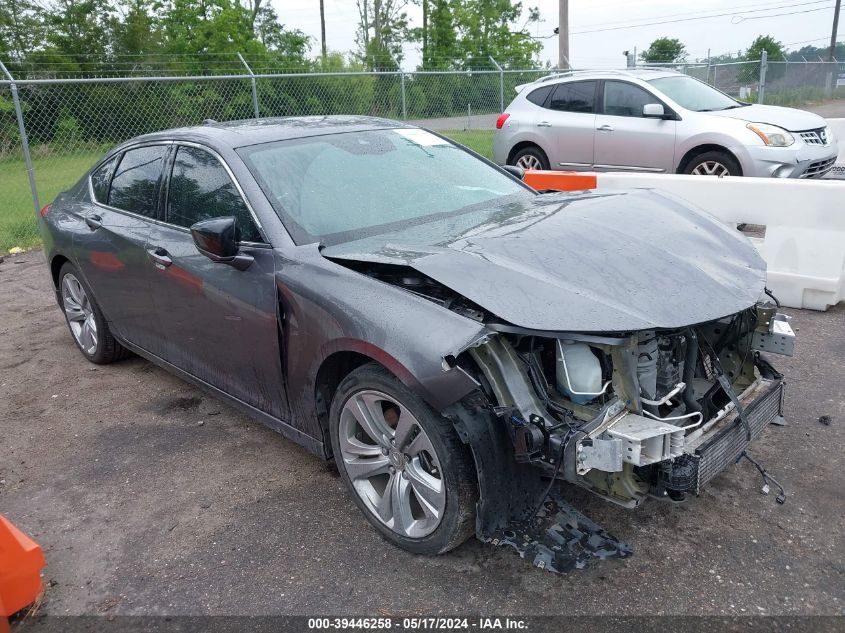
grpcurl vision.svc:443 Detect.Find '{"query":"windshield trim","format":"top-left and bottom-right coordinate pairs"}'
top-left (237, 128), bottom-right (534, 246)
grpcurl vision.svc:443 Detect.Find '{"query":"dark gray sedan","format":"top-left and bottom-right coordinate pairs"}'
top-left (40, 116), bottom-right (793, 566)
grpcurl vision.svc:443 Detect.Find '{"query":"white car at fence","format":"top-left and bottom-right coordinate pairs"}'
top-left (493, 69), bottom-right (839, 179)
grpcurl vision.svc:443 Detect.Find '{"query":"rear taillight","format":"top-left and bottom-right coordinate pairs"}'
top-left (39, 203), bottom-right (52, 218)
top-left (495, 113), bottom-right (510, 129)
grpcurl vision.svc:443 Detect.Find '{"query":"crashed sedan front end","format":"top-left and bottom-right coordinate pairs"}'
top-left (324, 186), bottom-right (794, 554)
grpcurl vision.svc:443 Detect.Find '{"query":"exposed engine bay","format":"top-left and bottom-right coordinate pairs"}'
top-left (346, 262), bottom-right (794, 509)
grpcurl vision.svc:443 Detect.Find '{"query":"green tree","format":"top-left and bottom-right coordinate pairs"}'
top-left (43, 0), bottom-right (119, 70)
top-left (356, 0), bottom-right (410, 70)
top-left (0, 0), bottom-right (45, 61)
top-left (745, 35), bottom-right (786, 63)
top-left (452, 0), bottom-right (541, 69)
top-left (640, 37), bottom-right (687, 64)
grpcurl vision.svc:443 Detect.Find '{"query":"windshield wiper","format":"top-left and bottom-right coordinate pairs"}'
top-left (720, 103), bottom-right (750, 110)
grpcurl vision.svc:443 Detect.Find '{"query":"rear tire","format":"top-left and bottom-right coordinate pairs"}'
top-left (510, 145), bottom-right (550, 171)
top-left (59, 262), bottom-right (129, 364)
top-left (683, 151), bottom-right (741, 177)
top-left (329, 362), bottom-right (477, 555)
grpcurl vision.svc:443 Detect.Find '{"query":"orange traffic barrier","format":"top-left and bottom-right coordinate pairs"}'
top-left (523, 170), bottom-right (597, 192)
top-left (0, 514), bottom-right (45, 618)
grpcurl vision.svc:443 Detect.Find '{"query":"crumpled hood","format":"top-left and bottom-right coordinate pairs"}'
top-left (323, 189), bottom-right (766, 332)
top-left (706, 103), bottom-right (826, 131)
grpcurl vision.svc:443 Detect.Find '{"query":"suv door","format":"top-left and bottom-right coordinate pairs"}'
top-left (144, 143), bottom-right (288, 419)
top-left (594, 80), bottom-right (677, 172)
top-left (542, 80), bottom-right (597, 169)
top-left (73, 144), bottom-right (167, 352)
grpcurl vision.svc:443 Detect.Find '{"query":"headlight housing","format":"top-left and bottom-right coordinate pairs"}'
top-left (747, 122), bottom-right (795, 147)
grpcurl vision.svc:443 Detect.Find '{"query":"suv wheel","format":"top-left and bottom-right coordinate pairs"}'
top-left (329, 363), bottom-right (477, 555)
top-left (684, 151), bottom-right (741, 177)
top-left (510, 146), bottom-right (550, 171)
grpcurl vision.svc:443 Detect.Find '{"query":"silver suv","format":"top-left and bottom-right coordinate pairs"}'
top-left (493, 69), bottom-right (838, 178)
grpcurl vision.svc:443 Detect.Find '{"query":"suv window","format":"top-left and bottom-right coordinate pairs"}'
top-left (167, 145), bottom-right (262, 242)
top-left (91, 155), bottom-right (119, 204)
top-left (526, 85), bottom-right (553, 106)
top-left (603, 81), bottom-right (656, 117)
top-left (108, 145), bottom-right (167, 217)
top-left (548, 81), bottom-right (596, 113)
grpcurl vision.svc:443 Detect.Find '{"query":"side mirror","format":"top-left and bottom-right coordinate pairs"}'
top-left (190, 217), bottom-right (253, 271)
top-left (502, 165), bottom-right (526, 179)
top-left (643, 103), bottom-right (667, 118)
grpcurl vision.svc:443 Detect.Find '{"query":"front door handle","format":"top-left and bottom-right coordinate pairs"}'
top-left (537, 121), bottom-right (552, 127)
top-left (147, 247), bottom-right (172, 268)
top-left (597, 124), bottom-right (614, 132)
top-left (85, 214), bottom-right (102, 230)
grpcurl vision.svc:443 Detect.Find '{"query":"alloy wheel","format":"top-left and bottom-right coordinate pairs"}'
top-left (515, 154), bottom-right (542, 170)
top-left (62, 273), bottom-right (98, 355)
top-left (338, 390), bottom-right (446, 539)
top-left (691, 160), bottom-right (730, 176)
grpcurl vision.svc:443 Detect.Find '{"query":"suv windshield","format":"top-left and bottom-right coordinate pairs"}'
top-left (239, 129), bottom-right (530, 245)
top-left (648, 75), bottom-right (745, 112)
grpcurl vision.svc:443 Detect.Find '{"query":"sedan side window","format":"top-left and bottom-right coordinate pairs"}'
top-left (548, 81), bottom-right (596, 113)
top-left (166, 146), bottom-right (262, 243)
top-left (603, 81), bottom-right (657, 117)
top-left (90, 155), bottom-right (119, 204)
top-left (108, 145), bottom-right (168, 217)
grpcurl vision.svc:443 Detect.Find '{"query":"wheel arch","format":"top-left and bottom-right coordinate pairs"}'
top-left (314, 343), bottom-right (427, 457)
top-left (50, 254), bottom-right (71, 290)
top-left (507, 141), bottom-right (549, 166)
top-left (676, 144), bottom-right (743, 175)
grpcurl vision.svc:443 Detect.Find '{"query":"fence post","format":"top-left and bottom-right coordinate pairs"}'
top-left (489, 56), bottom-right (504, 112)
top-left (400, 71), bottom-right (407, 120)
top-left (0, 60), bottom-right (40, 216)
top-left (237, 53), bottom-right (260, 119)
top-left (758, 50), bottom-right (768, 104)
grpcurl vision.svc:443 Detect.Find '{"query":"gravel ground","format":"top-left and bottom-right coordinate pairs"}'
top-left (1, 251), bottom-right (844, 617)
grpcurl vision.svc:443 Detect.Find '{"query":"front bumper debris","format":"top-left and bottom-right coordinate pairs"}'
top-left (484, 490), bottom-right (632, 574)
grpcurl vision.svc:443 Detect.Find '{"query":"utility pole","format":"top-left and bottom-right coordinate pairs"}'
top-left (422, 0), bottom-right (428, 67)
top-left (829, 0), bottom-right (841, 62)
top-left (319, 0), bottom-right (327, 60)
top-left (558, 0), bottom-right (569, 69)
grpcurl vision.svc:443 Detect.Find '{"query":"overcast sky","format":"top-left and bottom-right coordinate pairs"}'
top-left (275, 0), bottom-right (842, 68)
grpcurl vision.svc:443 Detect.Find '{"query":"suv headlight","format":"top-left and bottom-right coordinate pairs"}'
top-left (747, 123), bottom-right (794, 147)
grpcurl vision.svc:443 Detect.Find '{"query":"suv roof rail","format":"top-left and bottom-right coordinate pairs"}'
top-left (533, 67), bottom-right (679, 84)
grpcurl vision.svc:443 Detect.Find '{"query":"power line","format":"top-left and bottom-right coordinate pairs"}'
top-left (571, 1), bottom-right (836, 35)
top-left (732, 5), bottom-right (839, 21)
top-left (573, 0), bottom-right (833, 30)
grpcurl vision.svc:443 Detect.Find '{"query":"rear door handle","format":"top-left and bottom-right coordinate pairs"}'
top-left (85, 214), bottom-right (102, 230)
top-left (537, 121), bottom-right (552, 127)
top-left (147, 247), bottom-right (172, 268)
top-left (597, 124), bottom-right (614, 132)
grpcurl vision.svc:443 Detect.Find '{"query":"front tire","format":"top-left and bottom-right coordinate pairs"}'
top-left (59, 262), bottom-right (129, 364)
top-left (683, 151), bottom-right (741, 177)
top-left (329, 363), bottom-right (477, 555)
top-left (510, 145), bottom-right (550, 171)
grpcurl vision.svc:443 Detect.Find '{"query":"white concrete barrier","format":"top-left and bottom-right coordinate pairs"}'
top-left (596, 173), bottom-right (845, 311)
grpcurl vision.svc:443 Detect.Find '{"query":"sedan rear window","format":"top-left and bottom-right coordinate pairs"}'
top-left (108, 145), bottom-right (168, 217)
top-left (239, 129), bottom-right (529, 246)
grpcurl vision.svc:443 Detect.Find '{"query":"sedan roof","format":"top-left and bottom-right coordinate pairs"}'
top-left (120, 115), bottom-right (407, 153)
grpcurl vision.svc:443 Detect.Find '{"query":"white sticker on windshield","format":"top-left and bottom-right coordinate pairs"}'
top-left (395, 128), bottom-right (451, 147)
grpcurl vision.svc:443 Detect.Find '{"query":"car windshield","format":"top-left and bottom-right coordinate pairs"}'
top-left (648, 75), bottom-right (746, 112)
top-left (239, 128), bottom-right (530, 246)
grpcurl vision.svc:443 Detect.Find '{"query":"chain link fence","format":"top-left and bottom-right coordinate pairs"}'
top-left (1, 57), bottom-right (842, 253)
